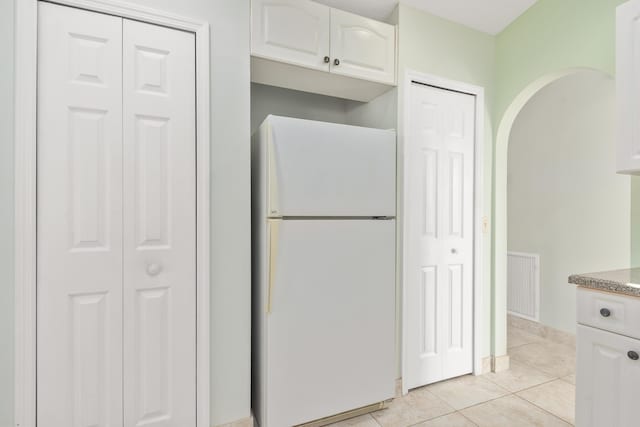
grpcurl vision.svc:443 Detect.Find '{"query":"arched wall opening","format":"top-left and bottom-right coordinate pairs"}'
top-left (492, 67), bottom-right (624, 357)
top-left (507, 69), bottom-right (632, 336)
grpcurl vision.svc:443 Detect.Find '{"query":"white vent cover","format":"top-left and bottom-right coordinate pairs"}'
top-left (507, 252), bottom-right (540, 322)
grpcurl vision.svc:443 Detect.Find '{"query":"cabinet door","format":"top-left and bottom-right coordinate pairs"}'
top-left (617, 0), bottom-right (640, 174)
top-left (251, 0), bottom-right (330, 71)
top-left (576, 325), bottom-right (640, 427)
top-left (329, 8), bottom-right (395, 85)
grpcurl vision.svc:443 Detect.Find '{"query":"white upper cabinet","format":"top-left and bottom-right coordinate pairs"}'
top-left (250, 0), bottom-right (397, 102)
top-left (329, 8), bottom-right (396, 85)
top-left (617, 0), bottom-right (640, 174)
top-left (251, 0), bottom-right (330, 71)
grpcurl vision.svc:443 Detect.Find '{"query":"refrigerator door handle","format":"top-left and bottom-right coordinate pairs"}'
top-left (267, 219), bottom-right (281, 314)
top-left (267, 135), bottom-right (280, 216)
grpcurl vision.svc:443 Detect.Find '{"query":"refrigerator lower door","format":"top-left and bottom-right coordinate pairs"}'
top-left (265, 219), bottom-right (396, 427)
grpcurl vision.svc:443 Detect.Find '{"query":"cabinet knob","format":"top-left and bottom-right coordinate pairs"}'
top-left (324, 56), bottom-right (330, 63)
top-left (146, 263), bottom-right (162, 277)
top-left (628, 351), bottom-right (639, 361)
top-left (600, 308), bottom-right (611, 317)
top-left (334, 58), bottom-right (340, 66)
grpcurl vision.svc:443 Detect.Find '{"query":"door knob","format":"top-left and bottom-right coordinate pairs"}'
top-left (146, 263), bottom-right (162, 277)
top-left (600, 308), bottom-right (611, 317)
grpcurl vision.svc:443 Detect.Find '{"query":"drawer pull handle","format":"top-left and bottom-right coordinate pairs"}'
top-left (600, 308), bottom-right (611, 317)
top-left (628, 351), bottom-right (639, 361)
top-left (324, 56), bottom-right (330, 63)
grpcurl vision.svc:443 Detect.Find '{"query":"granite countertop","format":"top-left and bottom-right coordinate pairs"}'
top-left (569, 268), bottom-right (640, 297)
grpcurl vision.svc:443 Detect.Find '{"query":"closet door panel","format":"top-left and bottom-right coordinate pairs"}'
top-left (122, 19), bottom-right (197, 427)
top-left (37, 3), bottom-right (124, 426)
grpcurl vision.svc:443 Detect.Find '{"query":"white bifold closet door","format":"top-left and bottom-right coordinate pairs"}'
top-left (404, 82), bottom-right (475, 389)
top-left (122, 18), bottom-right (196, 427)
top-left (37, 3), bottom-right (196, 426)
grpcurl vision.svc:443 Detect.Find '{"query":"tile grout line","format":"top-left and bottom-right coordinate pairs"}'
top-left (370, 382), bottom-right (572, 426)
top-left (403, 407), bottom-right (458, 427)
top-left (454, 410), bottom-right (480, 426)
top-left (365, 331), bottom-right (575, 427)
top-left (507, 352), bottom-right (575, 380)
top-left (514, 377), bottom-right (563, 394)
top-left (510, 393), bottom-right (574, 426)
top-left (482, 368), bottom-right (563, 394)
top-left (403, 388), bottom-right (458, 426)
top-left (455, 388), bottom-right (573, 426)
top-left (450, 391), bottom-right (512, 413)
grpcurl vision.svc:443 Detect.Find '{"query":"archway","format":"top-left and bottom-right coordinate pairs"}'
top-left (492, 67), bottom-right (614, 358)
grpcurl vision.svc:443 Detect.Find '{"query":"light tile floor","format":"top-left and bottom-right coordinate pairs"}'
top-left (329, 325), bottom-right (576, 427)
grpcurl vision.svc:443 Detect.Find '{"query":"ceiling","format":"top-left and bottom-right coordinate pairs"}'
top-left (314, 0), bottom-right (538, 35)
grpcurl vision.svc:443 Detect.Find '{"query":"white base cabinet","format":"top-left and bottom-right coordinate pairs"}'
top-left (576, 287), bottom-right (640, 427)
top-left (576, 325), bottom-right (640, 427)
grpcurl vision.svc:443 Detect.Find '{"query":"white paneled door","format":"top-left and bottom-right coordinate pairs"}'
top-left (37, 3), bottom-right (196, 426)
top-left (123, 19), bottom-right (196, 427)
top-left (405, 82), bottom-right (475, 389)
top-left (37, 5), bottom-right (124, 426)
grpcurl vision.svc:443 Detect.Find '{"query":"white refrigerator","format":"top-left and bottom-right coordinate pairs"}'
top-left (252, 115), bottom-right (397, 427)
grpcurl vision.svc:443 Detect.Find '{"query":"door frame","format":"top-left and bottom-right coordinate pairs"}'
top-left (13, 1), bottom-right (211, 426)
top-left (400, 70), bottom-right (485, 394)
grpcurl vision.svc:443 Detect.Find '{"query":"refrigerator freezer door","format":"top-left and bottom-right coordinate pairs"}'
top-left (267, 115), bottom-right (396, 217)
top-left (265, 219), bottom-right (396, 427)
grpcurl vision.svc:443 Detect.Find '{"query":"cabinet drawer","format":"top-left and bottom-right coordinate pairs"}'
top-left (577, 287), bottom-right (640, 339)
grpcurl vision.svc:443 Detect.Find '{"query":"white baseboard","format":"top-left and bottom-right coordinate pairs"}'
top-left (481, 356), bottom-right (492, 374)
top-left (492, 354), bottom-right (510, 372)
top-left (508, 314), bottom-right (575, 347)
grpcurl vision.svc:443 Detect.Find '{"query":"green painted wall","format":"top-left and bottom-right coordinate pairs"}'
top-left (495, 0), bottom-right (625, 120)
top-left (399, 4), bottom-right (496, 91)
top-left (497, 1), bottom-right (640, 263)
top-left (508, 72), bottom-right (630, 333)
top-left (492, 0), bottom-right (640, 357)
top-left (396, 0), bottom-right (640, 357)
